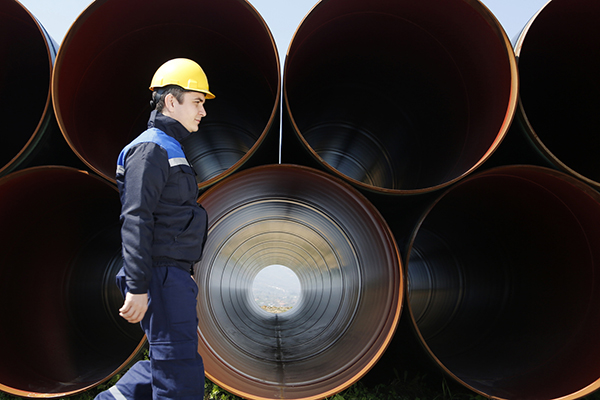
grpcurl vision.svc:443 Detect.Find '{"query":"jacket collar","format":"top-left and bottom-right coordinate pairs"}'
top-left (148, 110), bottom-right (191, 143)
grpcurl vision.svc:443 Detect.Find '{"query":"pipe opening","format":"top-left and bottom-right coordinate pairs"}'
top-left (52, 0), bottom-right (280, 187)
top-left (515, 0), bottom-right (600, 187)
top-left (252, 265), bottom-right (301, 313)
top-left (0, 168), bottom-right (144, 397)
top-left (284, 0), bottom-right (517, 193)
top-left (195, 164), bottom-right (402, 400)
top-left (407, 166), bottom-right (600, 400)
top-left (0, 0), bottom-right (55, 175)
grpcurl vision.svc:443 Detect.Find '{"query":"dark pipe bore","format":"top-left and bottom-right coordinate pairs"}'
top-left (283, 0), bottom-right (518, 194)
top-left (407, 165), bottom-right (600, 400)
top-left (0, 167), bottom-right (144, 397)
top-left (514, 0), bottom-right (600, 189)
top-left (52, 0), bottom-right (280, 188)
top-left (0, 0), bottom-right (58, 176)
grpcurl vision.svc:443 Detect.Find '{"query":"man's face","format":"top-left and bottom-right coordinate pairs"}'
top-left (171, 91), bottom-right (207, 133)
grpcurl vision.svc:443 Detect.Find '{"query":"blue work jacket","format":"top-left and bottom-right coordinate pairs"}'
top-left (116, 111), bottom-right (208, 294)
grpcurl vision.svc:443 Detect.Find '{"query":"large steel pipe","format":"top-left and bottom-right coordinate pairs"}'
top-left (514, 0), bottom-right (600, 189)
top-left (406, 165), bottom-right (600, 399)
top-left (0, 167), bottom-right (144, 397)
top-left (195, 164), bottom-right (402, 400)
top-left (283, 0), bottom-right (518, 194)
top-left (0, 0), bottom-right (64, 176)
top-left (52, 0), bottom-right (280, 188)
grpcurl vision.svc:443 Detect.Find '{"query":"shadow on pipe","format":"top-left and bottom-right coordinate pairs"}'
top-left (282, 0), bottom-right (518, 195)
top-left (195, 164), bottom-right (402, 400)
top-left (406, 165), bottom-right (600, 400)
top-left (0, 0), bottom-right (82, 177)
top-left (52, 0), bottom-right (280, 188)
top-left (513, 0), bottom-right (600, 190)
top-left (0, 167), bottom-right (144, 398)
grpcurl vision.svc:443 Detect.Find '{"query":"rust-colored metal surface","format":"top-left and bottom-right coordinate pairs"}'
top-left (513, 0), bottom-right (600, 189)
top-left (283, 0), bottom-right (518, 194)
top-left (52, 0), bottom-right (280, 188)
top-left (0, 0), bottom-right (58, 176)
top-left (0, 167), bottom-right (145, 397)
top-left (407, 165), bottom-right (600, 400)
top-left (195, 164), bottom-right (403, 400)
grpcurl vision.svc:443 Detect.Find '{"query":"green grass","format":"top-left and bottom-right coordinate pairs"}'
top-left (0, 370), bottom-right (475, 400)
top-left (1, 366), bottom-right (600, 400)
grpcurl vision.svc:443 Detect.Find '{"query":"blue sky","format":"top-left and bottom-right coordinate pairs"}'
top-left (19, 0), bottom-right (549, 57)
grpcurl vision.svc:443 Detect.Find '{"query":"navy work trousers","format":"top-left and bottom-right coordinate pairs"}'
top-left (95, 266), bottom-right (204, 400)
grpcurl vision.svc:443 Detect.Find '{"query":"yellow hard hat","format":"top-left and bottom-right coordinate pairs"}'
top-left (150, 58), bottom-right (215, 99)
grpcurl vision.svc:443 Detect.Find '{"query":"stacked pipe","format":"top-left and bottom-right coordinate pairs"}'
top-left (0, 0), bottom-right (81, 177)
top-left (1, 0), bottom-right (600, 400)
top-left (51, 0), bottom-right (281, 188)
top-left (406, 166), bottom-right (600, 399)
top-left (281, 1), bottom-right (600, 400)
top-left (282, 0), bottom-right (517, 195)
top-left (195, 165), bottom-right (401, 399)
top-left (512, 0), bottom-right (600, 189)
top-left (0, 167), bottom-right (144, 397)
top-left (2, 0), bottom-right (282, 397)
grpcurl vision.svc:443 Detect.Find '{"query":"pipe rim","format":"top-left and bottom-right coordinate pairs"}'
top-left (0, 0), bottom-right (57, 176)
top-left (196, 164), bottom-right (403, 400)
top-left (283, 0), bottom-right (519, 195)
top-left (405, 164), bottom-right (600, 400)
top-left (0, 166), bottom-right (146, 398)
top-left (51, 0), bottom-right (280, 188)
top-left (513, 0), bottom-right (600, 189)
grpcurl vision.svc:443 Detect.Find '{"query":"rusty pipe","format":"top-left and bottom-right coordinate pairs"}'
top-left (513, 0), bottom-right (600, 189)
top-left (52, 0), bottom-right (280, 188)
top-left (195, 164), bottom-right (402, 400)
top-left (0, 0), bottom-right (66, 176)
top-left (282, 0), bottom-right (518, 195)
top-left (0, 167), bottom-right (145, 398)
top-left (406, 165), bottom-right (600, 400)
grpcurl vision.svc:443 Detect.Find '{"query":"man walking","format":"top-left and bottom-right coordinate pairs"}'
top-left (96, 58), bottom-right (214, 400)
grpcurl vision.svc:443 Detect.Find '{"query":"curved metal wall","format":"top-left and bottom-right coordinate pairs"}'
top-left (0, 0), bottom-right (64, 176)
top-left (52, 0), bottom-right (280, 188)
top-left (407, 165), bottom-right (600, 400)
top-left (283, 0), bottom-right (518, 194)
top-left (514, 0), bottom-right (600, 189)
top-left (3, 0), bottom-right (600, 399)
top-left (195, 164), bottom-right (402, 400)
top-left (0, 167), bottom-right (145, 397)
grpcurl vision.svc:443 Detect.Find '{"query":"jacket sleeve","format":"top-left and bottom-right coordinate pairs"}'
top-left (119, 142), bottom-right (169, 294)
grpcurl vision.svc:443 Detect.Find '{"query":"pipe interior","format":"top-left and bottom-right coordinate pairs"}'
top-left (0, 168), bottom-right (144, 397)
top-left (284, 0), bottom-right (515, 193)
top-left (407, 166), bottom-right (600, 400)
top-left (516, 0), bottom-right (600, 185)
top-left (0, 0), bottom-right (53, 174)
top-left (52, 0), bottom-right (279, 186)
top-left (195, 164), bottom-right (402, 400)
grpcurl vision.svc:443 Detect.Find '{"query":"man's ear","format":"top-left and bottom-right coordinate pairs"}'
top-left (163, 93), bottom-right (177, 112)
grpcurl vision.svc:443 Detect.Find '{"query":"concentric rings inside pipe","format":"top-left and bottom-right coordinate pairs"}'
top-left (52, 0), bottom-right (280, 187)
top-left (283, 0), bottom-right (518, 194)
top-left (407, 165), bottom-right (600, 400)
top-left (0, 167), bottom-right (144, 398)
top-left (0, 0), bottom-right (57, 176)
top-left (514, 0), bottom-right (600, 188)
top-left (195, 164), bottom-right (402, 400)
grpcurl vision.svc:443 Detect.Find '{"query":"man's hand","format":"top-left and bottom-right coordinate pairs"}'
top-left (119, 292), bottom-right (149, 323)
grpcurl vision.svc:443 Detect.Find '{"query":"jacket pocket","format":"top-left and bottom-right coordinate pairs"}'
top-left (173, 209), bottom-right (206, 261)
top-left (176, 164), bottom-right (198, 202)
